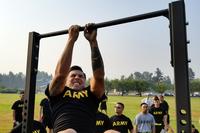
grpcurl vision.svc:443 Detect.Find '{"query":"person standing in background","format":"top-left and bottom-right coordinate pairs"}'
top-left (110, 102), bottom-right (134, 133)
top-left (39, 97), bottom-right (53, 133)
top-left (11, 90), bottom-right (24, 127)
top-left (149, 96), bottom-right (167, 133)
top-left (134, 102), bottom-right (155, 133)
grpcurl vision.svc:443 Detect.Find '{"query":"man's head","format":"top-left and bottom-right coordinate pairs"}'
top-left (114, 102), bottom-right (124, 115)
top-left (66, 65), bottom-right (86, 90)
top-left (159, 95), bottom-right (164, 102)
top-left (19, 90), bottom-right (25, 101)
top-left (153, 95), bottom-right (160, 107)
top-left (140, 102), bottom-right (148, 114)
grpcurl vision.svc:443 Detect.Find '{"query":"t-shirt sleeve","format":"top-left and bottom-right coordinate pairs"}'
top-left (134, 115), bottom-right (138, 125)
top-left (127, 118), bottom-right (134, 130)
top-left (40, 99), bottom-right (44, 106)
top-left (163, 109), bottom-right (167, 116)
top-left (151, 115), bottom-right (155, 125)
top-left (11, 101), bottom-right (17, 110)
top-left (45, 84), bottom-right (66, 98)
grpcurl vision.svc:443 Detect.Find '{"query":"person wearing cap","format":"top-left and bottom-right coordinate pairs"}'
top-left (109, 102), bottom-right (134, 133)
top-left (133, 102), bottom-right (155, 133)
top-left (149, 96), bottom-right (167, 133)
top-left (45, 23), bottom-right (105, 133)
top-left (11, 90), bottom-right (24, 127)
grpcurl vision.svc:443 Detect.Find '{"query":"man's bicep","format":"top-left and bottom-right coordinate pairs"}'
top-left (49, 74), bottom-right (66, 96)
top-left (90, 77), bottom-right (104, 98)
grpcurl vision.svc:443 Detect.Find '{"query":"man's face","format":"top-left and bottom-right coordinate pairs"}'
top-left (159, 96), bottom-right (164, 102)
top-left (66, 70), bottom-right (86, 90)
top-left (141, 104), bottom-right (148, 113)
top-left (114, 104), bottom-right (123, 115)
top-left (20, 93), bottom-right (24, 101)
top-left (154, 99), bottom-right (160, 107)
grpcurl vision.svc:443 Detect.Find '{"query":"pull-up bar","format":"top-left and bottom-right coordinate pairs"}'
top-left (39, 9), bottom-right (168, 38)
top-left (23, 1), bottom-right (191, 133)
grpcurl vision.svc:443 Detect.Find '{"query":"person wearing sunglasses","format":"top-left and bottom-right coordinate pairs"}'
top-left (109, 102), bottom-right (134, 133)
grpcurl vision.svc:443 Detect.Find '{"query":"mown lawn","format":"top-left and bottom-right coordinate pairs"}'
top-left (0, 93), bottom-right (199, 132)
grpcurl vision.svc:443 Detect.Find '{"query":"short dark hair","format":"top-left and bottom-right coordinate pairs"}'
top-left (153, 95), bottom-right (159, 101)
top-left (140, 102), bottom-right (148, 106)
top-left (116, 102), bottom-right (124, 108)
top-left (69, 65), bottom-right (86, 78)
top-left (69, 65), bottom-right (83, 72)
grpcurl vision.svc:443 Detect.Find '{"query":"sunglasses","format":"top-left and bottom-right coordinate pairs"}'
top-left (114, 106), bottom-right (122, 109)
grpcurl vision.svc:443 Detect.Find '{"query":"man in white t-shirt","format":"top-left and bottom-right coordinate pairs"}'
top-left (134, 102), bottom-right (155, 133)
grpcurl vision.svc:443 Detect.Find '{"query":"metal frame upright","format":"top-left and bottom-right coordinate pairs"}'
top-left (169, 1), bottom-right (191, 132)
top-left (22, 1), bottom-right (191, 132)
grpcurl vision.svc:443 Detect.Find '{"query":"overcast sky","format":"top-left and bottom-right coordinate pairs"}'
top-left (0, 0), bottom-right (199, 80)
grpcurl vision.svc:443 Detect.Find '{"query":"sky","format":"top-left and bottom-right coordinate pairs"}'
top-left (0, 0), bottom-right (199, 80)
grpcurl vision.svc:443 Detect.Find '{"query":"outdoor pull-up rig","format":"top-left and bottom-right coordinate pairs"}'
top-left (22, 1), bottom-right (191, 132)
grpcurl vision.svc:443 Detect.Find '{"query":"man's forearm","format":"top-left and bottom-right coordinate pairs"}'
top-left (90, 40), bottom-right (104, 77)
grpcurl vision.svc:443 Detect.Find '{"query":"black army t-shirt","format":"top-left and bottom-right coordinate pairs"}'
top-left (40, 98), bottom-right (52, 118)
top-left (11, 100), bottom-right (23, 122)
top-left (40, 98), bottom-right (53, 128)
top-left (149, 106), bottom-right (166, 125)
top-left (46, 86), bottom-right (100, 133)
top-left (110, 114), bottom-right (133, 133)
top-left (95, 111), bottom-right (111, 133)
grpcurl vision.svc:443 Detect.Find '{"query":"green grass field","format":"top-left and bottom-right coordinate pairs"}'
top-left (0, 93), bottom-right (199, 132)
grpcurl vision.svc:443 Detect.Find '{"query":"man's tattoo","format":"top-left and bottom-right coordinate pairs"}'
top-left (91, 47), bottom-right (103, 71)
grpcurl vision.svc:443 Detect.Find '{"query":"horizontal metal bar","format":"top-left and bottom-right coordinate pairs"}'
top-left (39, 9), bottom-right (168, 39)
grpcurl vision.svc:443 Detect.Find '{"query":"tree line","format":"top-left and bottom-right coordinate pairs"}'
top-left (103, 68), bottom-right (173, 96)
top-left (0, 68), bottom-right (199, 95)
top-left (0, 71), bottom-right (52, 93)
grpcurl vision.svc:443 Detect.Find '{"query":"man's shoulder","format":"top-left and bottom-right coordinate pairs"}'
top-left (147, 113), bottom-right (154, 118)
top-left (41, 98), bottom-right (48, 103)
top-left (97, 112), bottom-right (109, 119)
top-left (135, 112), bottom-right (143, 117)
top-left (122, 114), bottom-right (131, 120)
top-left (164, 100), bottom-right (169, 104)
top-left (110, 115), bottom-right (117, 119)
top-left (13, 100), bottom-right (22, 105)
